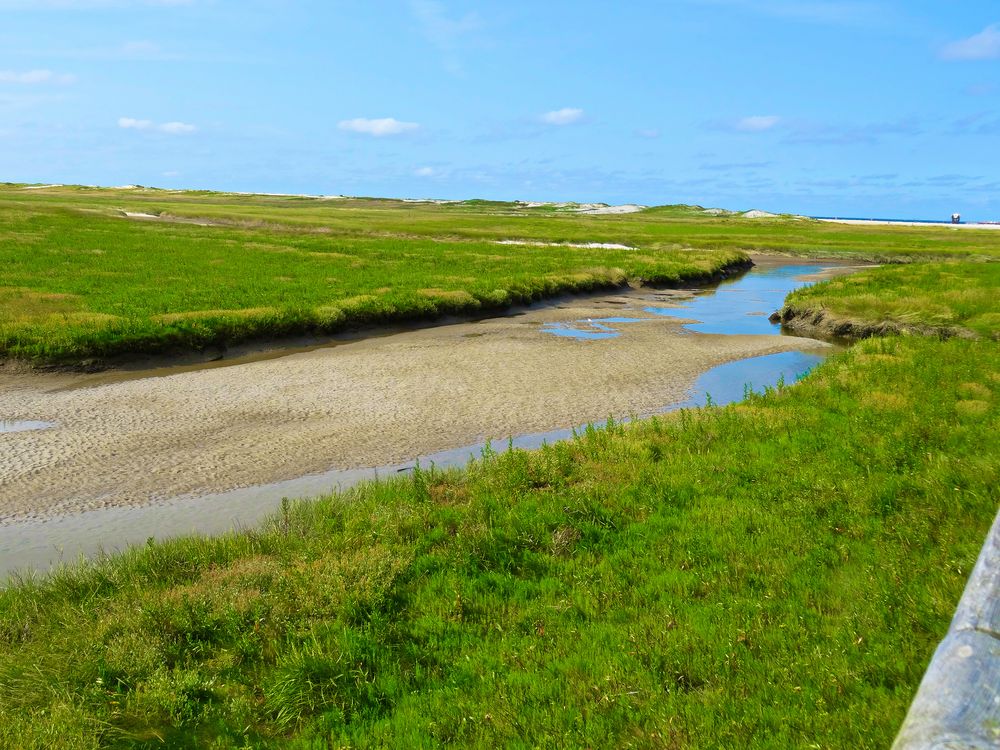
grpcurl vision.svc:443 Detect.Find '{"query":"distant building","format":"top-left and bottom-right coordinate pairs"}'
top-left (952, 213), bottom-right (961, 224)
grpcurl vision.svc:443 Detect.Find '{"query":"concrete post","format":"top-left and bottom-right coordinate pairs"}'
top-left (893, 508), bottom-right (1000, 749)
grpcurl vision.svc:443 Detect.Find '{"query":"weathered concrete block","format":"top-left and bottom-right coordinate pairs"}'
top-left (894, 509), bottom-right (1000, 750)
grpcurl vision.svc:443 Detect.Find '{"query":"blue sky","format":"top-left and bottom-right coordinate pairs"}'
top-left (1, 1), bottom-right (999, 219)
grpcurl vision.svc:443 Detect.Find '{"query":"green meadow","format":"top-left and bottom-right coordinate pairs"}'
top-left (2, 184), bottom-right (1000, 364)
top-left (0, 185), bottom-right (998, 748)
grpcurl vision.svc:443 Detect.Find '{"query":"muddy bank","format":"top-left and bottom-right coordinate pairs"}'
top-left (770, 305), bottom-right (979, 342)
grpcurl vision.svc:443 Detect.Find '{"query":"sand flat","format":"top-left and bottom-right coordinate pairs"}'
top-left (0, 290), bottom-right (829, 523)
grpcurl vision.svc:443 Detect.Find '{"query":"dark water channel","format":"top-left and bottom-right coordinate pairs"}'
top-left (0, 260), bottom-right (844, 581)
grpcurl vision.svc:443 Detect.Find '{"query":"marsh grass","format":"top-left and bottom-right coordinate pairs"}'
top-left (1, 336), bottom-right (996, 748)
top-left (7, 185), bottom-right (1000, 261)
top-left (2, 184), bottom-right (999, 748)
top-left (784, 262), bottom-right (1000, 338)
top-left (3, 185), bottom-right (1000, 364)
top-left (0, 190), bottom-right (745, 364)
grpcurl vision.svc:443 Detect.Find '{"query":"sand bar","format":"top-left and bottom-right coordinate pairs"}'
top-left (0, 286), bottom-right (830, 524)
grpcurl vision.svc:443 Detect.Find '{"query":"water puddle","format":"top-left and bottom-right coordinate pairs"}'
top-left (0, 420), bottom-right (54, 434)
top-left (541, 316), bottom-right (645, 340)
top-left (541, 322), bottom-right (616, 339)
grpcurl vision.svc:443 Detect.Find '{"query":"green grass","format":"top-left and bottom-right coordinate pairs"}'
top-left (1, 335), bottom-right (996, 748)
top-left (0, 189), bottom-right (745, 364)
top-left (2, 184), bottom-right (999, 748)
top-left (4, 184), bottom-right (1000, 364)
top-left (9, 185), bottom-right (1000, 262)
top-left (782, 262), bottom-right (1000, 339)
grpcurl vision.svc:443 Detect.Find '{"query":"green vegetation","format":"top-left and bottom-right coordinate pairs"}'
top-left (0, 192), bottom-right (739, 364)
top-left (1, 184), bottom-right (998, 748)
top-left (3, 184), bottom-right (1000, 364)
top-left (8, 186), bottom-right (1000, 261)
top-left (783, 262), bottom-right (1000, 339)
top-left (1, 335), bottom-right (996, 748)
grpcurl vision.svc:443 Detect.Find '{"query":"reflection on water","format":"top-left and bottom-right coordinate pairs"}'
top-left (644, 264), bottom-right (825, 335)
top-left (541, 316), bottom-right (646, 339)
top-left (541, 321), bottom-right (618, 339)
top-left (680, 350), bottom-right (823, 407)
top-left (540, 264), bottom-right (825, 339)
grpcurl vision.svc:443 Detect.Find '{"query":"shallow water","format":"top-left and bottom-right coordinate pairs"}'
top-left (540, 316), bottom-right (646, 340)
top-left (540, 264), bottom-right (825, 340)
top-left (643, 264), bottom-right (824, 335)
top-left (0, 259), bottom-right (845, 581)
top-left (541, 321), bottom-right (620, 339)
top-left (0, 420), bottom-right (54, 434)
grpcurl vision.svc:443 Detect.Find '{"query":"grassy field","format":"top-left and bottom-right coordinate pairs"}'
top-left (7, 184), bottom-right (1000, 261)
top-left (3, 184), bottom-right (1000, 364)
top-left (781, 262), bottom-right (1000, 339)
top-left (1, 184), bottom-right (999, 748)
top-left (0, 334), bottom-right (996, 748)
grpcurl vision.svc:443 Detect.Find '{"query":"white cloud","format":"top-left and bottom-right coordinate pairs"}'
top-left (118, 117), bottom-right (153, 130)
top-left (414, 166), bottom-right (436, 177)
top-left (735, 115), bottom-right (781, 132)
top-left (159, 121), bottom-right (196, 134)
top-left (338, 117), bottom-right (419, 137)
top-left (0, 69), bottom-right (76, 84)
top-left (941, 24), bottom-right (1000, 61)
top-left (119, 117), bottom-right (196, 134)
top-left (541, 108), bottom-right (584, 126)
top-left (635, 128), bottom-right (661, 139)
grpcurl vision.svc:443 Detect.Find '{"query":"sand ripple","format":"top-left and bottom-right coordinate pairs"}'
top-left (0, 291), bottom-right (827, 523)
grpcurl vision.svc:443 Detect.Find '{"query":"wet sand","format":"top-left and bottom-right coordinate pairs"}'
top-left (0, 287), bottom-right (830, 524)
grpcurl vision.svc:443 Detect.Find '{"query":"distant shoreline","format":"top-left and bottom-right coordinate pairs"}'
top-left (814, 216), bottom-right (1000, 230)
